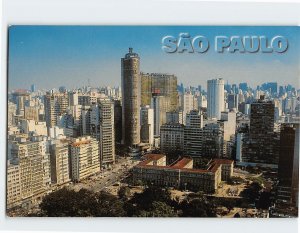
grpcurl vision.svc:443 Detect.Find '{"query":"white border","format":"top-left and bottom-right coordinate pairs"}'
top-left (1, 1), bottom-right (299, 233)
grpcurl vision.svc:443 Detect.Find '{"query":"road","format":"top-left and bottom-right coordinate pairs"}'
top-left (70, 157), bottom-right (140, 192)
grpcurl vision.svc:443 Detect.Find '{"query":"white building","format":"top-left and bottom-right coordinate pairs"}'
top-left (182, 93), bottom-right (195, 120)
top-left (236, 133), bottom-right (244, 163)
top-left (7, 138), bottom-right (51, 208)
top-left (70, 136), bottom-right (100, 182)
top-left (49, 126), bottom-right (66, 139)
top-left (49, 139), bottom-right (71, 186)
top-left (6, 162), bottom-right (21, 209)
top-left (19, 119), bottom-right (48, 136)
top-left (151, 95), bottom-right (171, 136)
top-left (221, 111), bottom-right (236, 141)
top-left (207, 78), bottom-right (225, 120)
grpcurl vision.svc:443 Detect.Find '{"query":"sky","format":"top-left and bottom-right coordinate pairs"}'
top-left (8, 26), bottom-right (300, 91)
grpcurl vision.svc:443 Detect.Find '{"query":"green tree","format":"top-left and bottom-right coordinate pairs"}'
top-left (40, 188), bottom-right (125, 217)
top-left (180, 195), bottom-right (217, 217)
top-left (241, 181), bottom-right (262, 201)
top-left (118, 186), bottom-right (131, 200)
top-left (138, 201), bottom-right (178, 217)
top-left (130, 186), bottom-right (173, 211)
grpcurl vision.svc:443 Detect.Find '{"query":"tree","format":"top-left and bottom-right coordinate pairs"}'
top-left (40, 188), bottom-right (125, 217)
top-left (130, 186), bottom-right (173, 211)
top-left (118, 186), bottom-right (131, 200)
top-left (138, 201), bottom-right (178, 217)
top-left (180, 194), bottom-right (217, 217)
top-left (93, 191), bottom-right (126, 217)
top-left (257, 191), bottom-right (271, 209)
top-left (241, 181), bottom-right (262, 201)
top-left (124, 186), bottom-right (179, 217)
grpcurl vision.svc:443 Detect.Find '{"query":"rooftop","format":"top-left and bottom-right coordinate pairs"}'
top-left (136, 154), bottom-right (233, 174)
top-left (171, 157), bottom-right (193, 169)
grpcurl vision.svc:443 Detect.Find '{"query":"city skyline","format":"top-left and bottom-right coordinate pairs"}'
top-left (6, 26), bottom-right (299, 218)
top-left (8, 26), bottom-right (300, 90)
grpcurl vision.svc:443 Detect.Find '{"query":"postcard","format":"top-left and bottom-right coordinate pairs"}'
top-left (6, 26), bottom-right (299, 218)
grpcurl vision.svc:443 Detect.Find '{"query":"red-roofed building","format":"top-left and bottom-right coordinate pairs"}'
top-left (132, 154), bottom-right (233, 193)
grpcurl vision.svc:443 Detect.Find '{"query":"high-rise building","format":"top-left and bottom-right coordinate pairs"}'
top-left (30, 84), bottom-right (36, 93)
top-left (197, 94), bottom-right (207, 109)
top-left (184, 110), bottom-right (204, 157)
top-left (182, 93), bottom-right (196, 118)
top-left (140, 105), bottom-right (154, 145)
top-left (261, 82), bottom-right (278, 95)
top-left (80, 105), bottom-right (91, 136)
top-left (277, 123), bottom-right (299, 205)
top-left (201, 123), bottom-right (224, 159)
top-left (7, 138), bottom-right (51, 206)
top-left (69, 92), bottom-right (79, 106)
top-left (239, 83), bottom-right (248, 92)
top-left (221, 111), bottom-right (236, 141)
top-left (166, 110), bottom-right (184, 124)
top-left (121, 48), bottom-right (141, 146)
top-left (151, 95), bottom-right (171, 136)
top-left (227, 93), bottom-right (239, 110)
top-left (141, 73), bottom-right (178, 111)
top-left (69, 136), bottom-right (100, 182)
top-left (24, 105), bottom-right (40, 121)
top-left (114, 100), bottom-right (122, 144)
top-left (207, 78), bottom-right (225, 120)
top-left (49, 139), bottom-right (71, 186)
top-left (242, 96), bottom-right (279, 165)
top-left (160, 123), bottom-right (184, 154)
top-left (7, 102), bottom-right (17, 127)
top-left (6, 162), bottom-right (21, 209)
top-left (99, 99), bottom-right (115, 167)
top-left (12, 91), bottom-right (31, 117)
top-left (88, 100), bottom-right (115, 167)
top-left (44, 91), bottom-right (69, 128)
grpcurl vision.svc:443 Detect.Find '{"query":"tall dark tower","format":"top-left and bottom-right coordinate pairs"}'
top-left (278, 123), bottom-right (299, 206)
top-left (121, 48), bottom-right (141, 147)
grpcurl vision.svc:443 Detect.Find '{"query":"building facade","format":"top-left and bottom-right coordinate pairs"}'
top-left (121, 48), bottom-right (141, 146)
top-left (207, 78), bottom-right (225, 120)
top-left (49, 139), bottom-right (71, 186)
top-left (141, 73), bottom-right (178, 111)
top-left (160, 123), bottom-right (184, 154)
top-left (132, 154), bottom-right (233, 193)
top-left (70, 136), bottom-right (100, 182)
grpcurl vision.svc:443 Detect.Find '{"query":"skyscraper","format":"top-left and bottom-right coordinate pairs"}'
top-left (69, 136), bottom-right (100, 182)
top-left (227, 93), bottom-right (239, 110)
top-left (182, 92), bottom-right (195, 118)
top-left (49, 139), bottom-right (71, 186)
top-left (121, 48), bottom-right (141, 146)
top-left (277, 123), bottom-right (299, 205)
top-left (242, 96), bottom-right (279, 165)
top-left (160, 123), bottom-right (184, 154)
top-left (239, 83), bottom-right (248, 92)
top-left (99, 99), bottom-right (115, 167)
top-left (184, 110), bottom-right (204, 158)
top-left (44, 91), bottom-right (69, 128)
top-left (141, 73), bottom-right (178, 111)
top-left (114, 100), bottom-right (122, 144)
top-left (140, 105), bottom-right (154, 145)
top-left (207, 78), bottom-right (225, 120)
top-left (30, 84), bottom-right (36, 93)
top-left (151, 95), bottom-right (171, 136)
